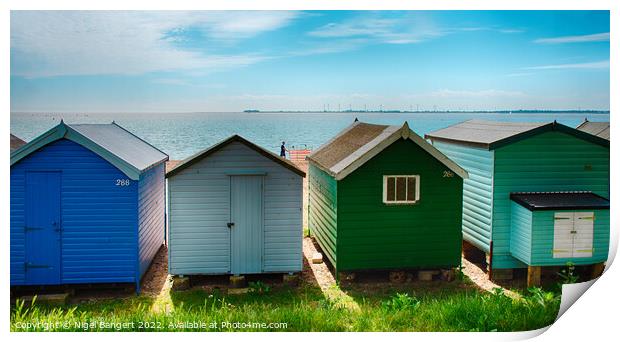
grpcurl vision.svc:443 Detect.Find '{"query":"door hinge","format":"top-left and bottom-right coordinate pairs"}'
top-left (25, 262), bottom-right (50, 269)
top-left (227, 222), bottom-right (235, 228)
top-left (24, 226), bottom-right (43, 232)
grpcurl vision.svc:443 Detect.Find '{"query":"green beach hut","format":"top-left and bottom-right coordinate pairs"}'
top-left (307, 120), bottom-right (468, 278)
top-left (426, 120), bottom-right (610, 285)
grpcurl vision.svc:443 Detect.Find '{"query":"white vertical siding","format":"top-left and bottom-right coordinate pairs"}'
top-left (168, 141), bottom-right (303, 275)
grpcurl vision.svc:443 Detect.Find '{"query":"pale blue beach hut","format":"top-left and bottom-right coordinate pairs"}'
top-left (166, 135), bottom-right (305, 276)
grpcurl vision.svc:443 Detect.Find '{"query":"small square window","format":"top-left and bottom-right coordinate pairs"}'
top-left (383, 175), bottom-right (420, 204)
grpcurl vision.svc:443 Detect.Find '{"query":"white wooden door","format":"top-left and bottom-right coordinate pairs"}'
top-left (553, 212), bottom-right (594, 259)
top-left (553, 212), bottom-right (574, 259)
top-left (573, 212), bottom-right (594, 258)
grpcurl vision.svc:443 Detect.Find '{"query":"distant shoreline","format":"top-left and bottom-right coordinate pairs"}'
top-left (244, 109), bottom-right (611, 114)
top-left (11, 110), bottom-right (611, 115)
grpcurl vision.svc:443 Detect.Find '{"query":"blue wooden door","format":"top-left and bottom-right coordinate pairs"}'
top-left (230, 176), bottom-right (263, 274)
top-left (25, 172), bottom-right (62, 284)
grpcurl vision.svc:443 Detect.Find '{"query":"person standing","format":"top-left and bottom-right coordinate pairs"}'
top-left (280, 141), bottom-right (287, 158)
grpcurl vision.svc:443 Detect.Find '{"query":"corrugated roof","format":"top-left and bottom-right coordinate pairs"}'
top-left (166, 134), bottom-right (306, 178)
top-left (576, 120), bottom-right (609, 140)
top-left (510, 192), bottom-right (609, 211)
top-left (425, 119), bottom-right (609, 149)
top-left (10, 134), bottom-right (26, 152)
top-left (307, 120), bottom-right (468, 180)
top-left (69, 123), bottom-right (168, 172)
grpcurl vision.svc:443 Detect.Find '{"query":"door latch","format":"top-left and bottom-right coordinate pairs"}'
top-left (227, 222), bottom-right (235, 228)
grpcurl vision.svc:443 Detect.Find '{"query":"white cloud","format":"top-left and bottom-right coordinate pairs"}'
top-left (11, 11), bottom-right (298, 78)
top-left (307, 14), bottom-right (522, 46)
top-left (534, 32), bottom-right (609, 44)
top-left (308, 15), bottom-right (445, 45)
top-left (524, 60), bottom-right (610, 70)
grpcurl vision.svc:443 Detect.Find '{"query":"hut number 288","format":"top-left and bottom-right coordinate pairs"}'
top-left (116, 179), bottom-right (131, 186)
top-left (442, 171), bottom-right (454, 178)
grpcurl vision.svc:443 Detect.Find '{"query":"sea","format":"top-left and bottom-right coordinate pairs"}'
top-left (10, 112), bottom-right (610, 161)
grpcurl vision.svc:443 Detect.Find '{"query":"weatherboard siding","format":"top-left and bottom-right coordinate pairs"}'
top-left (168, 141), bottom-right (303, 275)
top-left (336, 139), bottom-right (463, 271)
top-left (432, 141), bottom-right (494, 252)
top-left (10, 139), bottom-right (138, 285)
top-left (137, 163), bottom-right (166, 278)
top-left (492, 131), bottom-right (610, 269)
top-left (509, 202), bottom-right (532, 265)
top-left (308, 163), bottom-right (338, 266)
top-left (529, 209), bottom-right (609, 266)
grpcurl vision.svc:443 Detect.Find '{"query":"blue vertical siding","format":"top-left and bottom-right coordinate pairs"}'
top-left (10, 168), bottom-right (26, 284)
top-left (432, 141), bottom-right (494, 252)
top-left (168, 141), bottom-right (303, 275)
top-left (137, 163), bottom-right (166, 278)
top-left (493, 131), bottom-right (609, 269)
top-left (11, 139), bottom-right (139, 285)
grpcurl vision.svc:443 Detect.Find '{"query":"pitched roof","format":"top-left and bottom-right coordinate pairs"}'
top-left (510, 191), bottom-right (610, 211)
top-left (11, 121), bottom-right (168, 180)
top-left (10, 134), bottom-right (26, 152)
top-left (576, 120), bottom-right (609, 140)
top-left (425, 119), bottom-right (609, 150)
top-left (166, 134), bottom-right (306, 178)
top-left (307, 120), bottom-right (468, 180)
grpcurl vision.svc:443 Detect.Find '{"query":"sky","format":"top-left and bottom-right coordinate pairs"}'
top-left (10, 10), bottom-right (610, 112)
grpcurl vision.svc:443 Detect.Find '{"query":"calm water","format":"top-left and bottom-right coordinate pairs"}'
top-left (10, 112), bottom-right (610, 160)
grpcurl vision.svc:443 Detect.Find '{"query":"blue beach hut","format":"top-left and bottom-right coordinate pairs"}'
top-left (166, 135), bottom-right (305, 277)
top-left (10, 121), bottom-right (168, 292)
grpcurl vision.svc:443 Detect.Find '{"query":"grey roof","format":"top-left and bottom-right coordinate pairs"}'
top-left (167, 134), bottom-right (305, 178)
top-left (576, 120), bottom-right (609, 140)
top-left (425, 119), bottom-right (609, 149)
top-left (10, 134), bottom-right (26, 152)
top-left (510, 191), bottom-right (609, 211)
top-left (425, 119), bottom-right (547, 148)
top-left (307, 120), bottom-right (468, 180)
top-left (69, 123), bottom-right (168, 172)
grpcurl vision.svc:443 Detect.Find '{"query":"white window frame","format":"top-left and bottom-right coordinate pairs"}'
top-left (382, 175), bottom-right (420, 205)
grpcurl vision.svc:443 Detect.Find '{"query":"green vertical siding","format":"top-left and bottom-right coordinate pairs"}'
top-left (493, 131), bottom-right (610, 269)
top-left (336, 139), bottom-right (463, 271)
top-left (509, 202), bottom-right (532, 265)
top-left (530, 209), bottom-right (608, 266)
top-left (308, 163), bottom-right (338, 266)
top-left (433, 141), bottom-right (494, 252)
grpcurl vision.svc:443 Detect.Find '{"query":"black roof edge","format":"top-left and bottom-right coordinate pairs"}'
top-left (166, 134), bottom-right (306, 178)
top-left (509, 191), bottom-right (610, 211)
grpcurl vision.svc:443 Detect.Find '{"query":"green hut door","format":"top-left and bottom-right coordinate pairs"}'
top-left (229, 176), bottom-right (263, 274)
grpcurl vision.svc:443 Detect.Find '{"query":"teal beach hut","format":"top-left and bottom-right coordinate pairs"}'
top-left (166, 135), bottom-right (305, 277)
top-left (426, 120), bottom-right (610, 285)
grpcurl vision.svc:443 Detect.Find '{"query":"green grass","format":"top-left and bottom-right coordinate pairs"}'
top-left (10, 279), bottom-right (560, 332)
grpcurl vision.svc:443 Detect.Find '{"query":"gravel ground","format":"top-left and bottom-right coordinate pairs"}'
top-left (461, 257), bottom-right (520, 298)
top-left (140, 245), bottom-right (172, 297)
